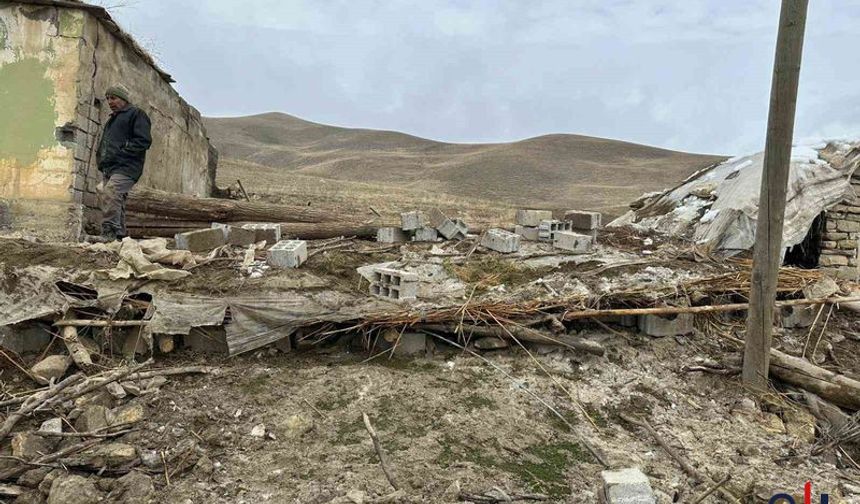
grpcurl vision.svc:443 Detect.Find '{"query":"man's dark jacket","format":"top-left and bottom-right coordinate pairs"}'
top-left (97, 106), bottom-right (152, 181)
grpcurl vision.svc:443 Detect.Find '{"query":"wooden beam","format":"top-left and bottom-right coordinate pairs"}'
top-left (743, 0), bottom-right (809, 390)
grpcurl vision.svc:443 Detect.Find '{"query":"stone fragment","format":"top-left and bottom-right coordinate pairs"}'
top-left (553, 231), bottom-right (593, 253)
top-left (391, 332), bottom-right (426, 356)
top-left (838, 220), bottom-right (860, 233)
top-left (602, 468), bottom-right (656, 504)
top-left (267, 240), bottom-right (308, 268)
top-left (481, 228), bottom-right (521, 253)
top-left (514, 225), bottom-right (540, 241)
top-left (638, 314), bottom-right (694, 337)
top-left (30, 355), bottom-right (72, 385)
top-left (250, 424), bottom-right (266, 438)
top-left (105, 471), bottom-right (153, 504)
top-left (74, 405), bottom-right (110, 433)
top-left (400, 211), bottom-right (425, 231)
top-left (174, 228), bottom-right (226, 252)
top-left (109, 403), bottom-right (147, 426)
top-left (11, 433), bottom-right (52, 460)
top-left (105, 382), bottom-right (127, 400)
top-left (38, 418), bottom-right (63, 435)
top-left (376, 227), bottom-right (408, 243)
top-left (12, 489), bottom-right (44, 504)
top-left (47, 474), bottom-right (101, 504)
top-left (516, 209), bottom-right (553, 227)
top-left (67, 443), bottom-right (138, 469)
top-left (17, 467), bottom-right (52, 489)
top-left (783, 408), bottom-right (816, 444)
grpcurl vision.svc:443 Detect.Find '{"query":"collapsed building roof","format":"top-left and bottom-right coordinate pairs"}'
top-left (14, 0), bottom-right (174, 82)
top-left (610, 140), bottom-right (860, 253)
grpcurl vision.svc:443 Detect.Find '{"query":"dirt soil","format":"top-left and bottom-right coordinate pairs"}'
top-left (102, 316), bottom-right (855, 504)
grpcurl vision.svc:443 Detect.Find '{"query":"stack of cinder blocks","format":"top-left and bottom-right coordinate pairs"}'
top-left (514, 209), bottom-right (552, 241)
top-left (369, 267), bottom-right (418, 301)
top-left (376, 209), bottom-right (467, 243)
top-left (481, 228), bottom-right (521, 253)
top-left (211, 223), bottom-right (257, 246)
top-left (552, 210), bottom-right (603, 254)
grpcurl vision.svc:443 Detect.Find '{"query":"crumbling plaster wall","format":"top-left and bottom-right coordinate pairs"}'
top-left (0, 4), bottom-right (84, 240)
top-left (74, 9), bottom-right (214, 232)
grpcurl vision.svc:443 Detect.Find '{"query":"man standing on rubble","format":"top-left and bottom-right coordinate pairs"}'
top-left (94, 85), bottom-right (152, 241)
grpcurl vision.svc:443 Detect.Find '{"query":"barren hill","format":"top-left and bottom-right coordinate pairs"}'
top-left (204, 112), bottom-right (725, 214)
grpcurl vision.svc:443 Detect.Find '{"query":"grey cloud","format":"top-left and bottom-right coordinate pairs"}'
top-left (103, 0), bottom-right (860, 155)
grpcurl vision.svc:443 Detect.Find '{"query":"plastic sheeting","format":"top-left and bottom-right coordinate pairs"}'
top-left (610, 141), bottom-right (860, 253)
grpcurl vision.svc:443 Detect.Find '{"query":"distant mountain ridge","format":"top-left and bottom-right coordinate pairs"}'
top-left (204, 112), bottom-right (725, 213)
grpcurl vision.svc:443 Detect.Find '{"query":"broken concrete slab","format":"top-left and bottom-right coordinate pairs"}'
top-left (30, 355), bottom-right (72, 385)
top-left (377, 227), bottom-right (409, 243)
top-left (516, 209), bottom-right (553, 227)
top-left (553, 231), bottom-right (593, 254)
top-left (602, 468), bottom-right (656, 504)
top-left (481, 228), bottom-right (521, 253)
top-left (638, 313), bottom-right (694, 337)
top-left (267, 240), bottom-right (308, 268)
top-left (174, 228), bottom-right (226, 252)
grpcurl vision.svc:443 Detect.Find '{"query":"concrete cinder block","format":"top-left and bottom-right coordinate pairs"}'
top-left (377, 227), bottom-right (409, 243)
top-left (481, 228), bottom-right (521, 253)
top-left (211, 223), bottom-right (256, 246)
top-left (267, 240), bottom-right (308, 268)
top-left (515, 225), bottom-right (540, 241)
top-left (412, 226), bottom-right (439, 242)
top-left (553, 231), bottom-right (593, 253)
top-left (241, 223), bottom-right (282, 245)
top-left (602, 468), bottom-right (656, 504)
top-left (780, 305), bottom-right (819, 328)
top-left (370, 267), bottom-right (419, 301)
top-left (516, 209), bottom-right (553, 227)
top-left (564, 210), bottom-right (602, 230)
top-left (638, 313), bottom-right (694, 337)
top-left (175, 228), bottom-right (227, 252)
top-left (538, 219), bottom-right (573, 241)
top-left (400, 211), bottom-right (425, 231)
top-left (430, 209), bottom-right (468, 240)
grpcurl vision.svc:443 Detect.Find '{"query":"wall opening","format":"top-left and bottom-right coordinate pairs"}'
top-left (784, 212), bottom-right (824, 268)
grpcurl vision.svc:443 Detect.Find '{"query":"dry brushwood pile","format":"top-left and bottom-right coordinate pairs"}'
top-left (1, 224), bottom-right (860, 503)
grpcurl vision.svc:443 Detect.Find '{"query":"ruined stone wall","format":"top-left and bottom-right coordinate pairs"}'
top-left (0, 2), bottom-right (215, 239)
top-left (0, 4), bottom-right (85, 240)
top-left (74, 9), bottom-right (214, 233)
top-left (821, 171), bottom-right (860, 281)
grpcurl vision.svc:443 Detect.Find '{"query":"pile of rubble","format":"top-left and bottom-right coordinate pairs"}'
top-left (0, 357), bottom-right (212, 503)
top-left (173, 222), bottom-right (309, 270)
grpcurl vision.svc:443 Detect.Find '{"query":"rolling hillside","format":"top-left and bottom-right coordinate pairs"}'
top-left (204, 112), bottom-right (725, 214)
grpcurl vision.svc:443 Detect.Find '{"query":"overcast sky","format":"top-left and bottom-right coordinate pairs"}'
top-left (105, 1), bottom-right (859, 155)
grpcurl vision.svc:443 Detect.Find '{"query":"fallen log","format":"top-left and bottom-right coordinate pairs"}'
top-left (560, 295), bottom-right (860, 321)
top-left (769, 349), bottom-right (860, 410)
top-left (127, 222), bottom-right (382, 240)
top-left (421, 323), bottom-right (605, 356)
top-left (126, 187), bottom-right (341, 224)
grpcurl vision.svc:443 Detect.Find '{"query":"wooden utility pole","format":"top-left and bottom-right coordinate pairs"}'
top-left (743, 0), bottom-right (809, 390)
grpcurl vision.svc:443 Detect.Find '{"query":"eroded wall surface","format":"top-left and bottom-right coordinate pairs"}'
top-left (0, 4), bottom-right (83, 239)
top-left (74, 11), bottom-right (213, 232)
top-left (1, 3), bottom-right (215, 239)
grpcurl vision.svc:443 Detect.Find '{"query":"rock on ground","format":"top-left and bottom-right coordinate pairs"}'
top-left (602, 468), bottom-right (656, 504)
top-left (105, 471), bottom-right (154, 504)
top-left (47, 474), bottom-right (102, 504)
top-left (30, 355), bottom-right (72, 385)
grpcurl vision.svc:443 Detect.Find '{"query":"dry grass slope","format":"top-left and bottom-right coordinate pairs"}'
top-left (205, 112), bottom-right (725, 215)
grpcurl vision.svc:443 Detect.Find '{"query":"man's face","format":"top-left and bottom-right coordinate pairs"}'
top-left (106, 95), bottom-right (128, 112)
